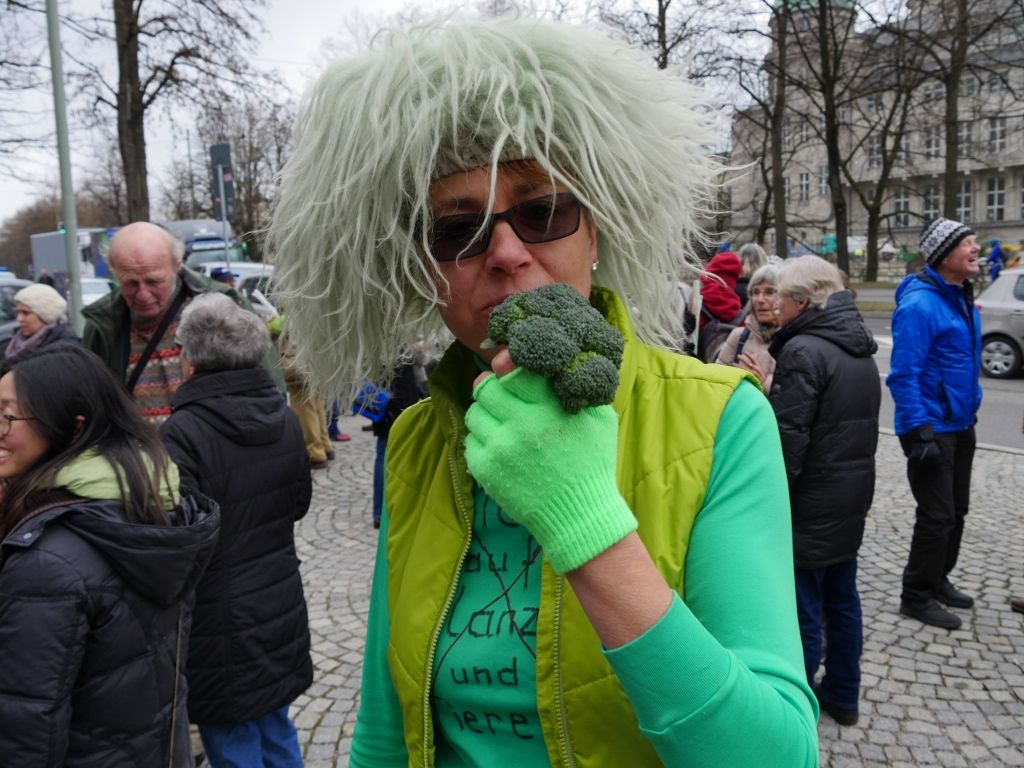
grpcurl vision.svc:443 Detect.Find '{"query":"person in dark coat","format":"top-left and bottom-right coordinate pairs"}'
top-left (0, 345), bottom-right (219, 768)
top-left (768, 255), bottom-right (881, 728)
top-left (160, 292), bottom-right (313, 767)
top-left (370, 358), bottom-right (425, 528)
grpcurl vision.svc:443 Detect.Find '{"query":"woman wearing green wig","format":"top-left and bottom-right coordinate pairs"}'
top-left (270, 16), bottom-right (819, 768)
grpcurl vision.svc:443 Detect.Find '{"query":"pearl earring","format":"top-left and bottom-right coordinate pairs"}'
top-left (591, 260), bottom-right (599, 271)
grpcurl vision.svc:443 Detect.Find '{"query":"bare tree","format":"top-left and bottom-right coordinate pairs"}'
top-left (0, 193), bottom-right (109, 275)
top-left (77, 133), bottom-right (130, 225)
top-left (194, 89), bottom-right (295, 261)
top-left (0, 1), bottom-right (52, 177)
top-left (63, 0), bottom-right (268, 222)
top-left (598, 0), bottom-right (728, 76)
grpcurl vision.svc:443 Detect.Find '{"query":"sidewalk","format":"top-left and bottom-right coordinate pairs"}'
top-left (291, 415), bottom-right (1024, 767)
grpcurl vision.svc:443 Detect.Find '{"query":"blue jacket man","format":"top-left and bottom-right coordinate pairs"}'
top-left (887, 217), bottom-right (982, 631)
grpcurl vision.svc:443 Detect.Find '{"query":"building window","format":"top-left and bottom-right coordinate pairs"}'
top-left (923, 186), bottom-right (940, 220)
top-left (819, 166), bottom-right (829, 196)
top-left (783, 118), bottom-right (791, 146)
top-left (956, 180), bottom-right (972, 223)
top-left (897, 135), bottom-right (911, 165)
top-left (799, 118), bottom-right (810, 143)
top-left (784, 176), bottom-right (791, 203)
top-left (894, 189), bottom-right (910, 228)
top-left (867, 135), bottom-right (882, 168)
top-left (988, 117), bottom-right (1007, 152)
top-left (866, 94), bottom-right (884, 114)
top-left (924, 126), bottom-right (942, 160)
top-left (986, 177), bottom-right (1005, 221)
top-left (958, 121), bottom-right (973, 158)
top-left (922, 81), bottom-right (945, 101)
top-left (799, 172), bottom-right (810, 201)
top-left (988, 70), bottom-right (1007, 92)
top-left (959, 77), bottom-right (976, 98)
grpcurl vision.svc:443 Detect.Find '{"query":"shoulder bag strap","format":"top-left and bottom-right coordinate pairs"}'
top-left (735, 327), bottom-right (752, 358)
top-left (125, 288), bottom-right (188, 394)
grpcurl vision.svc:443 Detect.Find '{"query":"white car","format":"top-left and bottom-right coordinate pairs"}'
top-left (194, 261), bottom-right (273, 284)
top-left (976, 266), bottom-right (1024, 378)
top-left (80, 277), bottom-right (114, 306)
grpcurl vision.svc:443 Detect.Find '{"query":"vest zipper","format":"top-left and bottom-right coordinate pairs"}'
top-left (421, 406), bottom-right (475, 767)
top-left (552, 575), bottom-right (577, 767)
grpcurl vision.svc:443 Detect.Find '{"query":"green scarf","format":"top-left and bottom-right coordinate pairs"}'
top-left (47, 447), bottom-right (180, 511)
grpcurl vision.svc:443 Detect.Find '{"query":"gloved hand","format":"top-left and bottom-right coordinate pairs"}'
top-left (465, 368), bottom-right (637, 574)
top-left (904, 425), bottom-right (941, 466)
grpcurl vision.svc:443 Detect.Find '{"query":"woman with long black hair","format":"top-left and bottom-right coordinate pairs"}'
top-left (0, 345), bottom-right (219, 767)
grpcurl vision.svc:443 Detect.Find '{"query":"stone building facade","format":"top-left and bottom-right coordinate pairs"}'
top-left (727, 0), bottom-right (1024, 273)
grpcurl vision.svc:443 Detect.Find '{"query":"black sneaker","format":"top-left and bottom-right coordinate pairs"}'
top-left (814, 687), bottom-right (859, 726)
top-left (900, 599), bottom-right (962, 630)
top-left (937, 580), bottom-right (974, 609)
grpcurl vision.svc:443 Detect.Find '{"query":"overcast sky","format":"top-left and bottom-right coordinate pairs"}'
top-left (0, 0), bottom-right (411, 235)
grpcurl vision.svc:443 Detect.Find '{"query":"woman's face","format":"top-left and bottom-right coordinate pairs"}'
top-left (15, 303), bottom-right (45, 337)
top-left (426, 162), bottom-right (597, 361)
top-left (749, 283), bottom-right (779, 326)
top-left (0, 372), bottom-right (49, 480)
top-left (774, 290), bottom-right (807, 328)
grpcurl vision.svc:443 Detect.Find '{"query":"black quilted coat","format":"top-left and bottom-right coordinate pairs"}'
top-left (768, 290), bottom-right (881, 568)
top-left (0, 492), bottom-right (220, 767)
top-left (161, 367), bottom-right (313, 725)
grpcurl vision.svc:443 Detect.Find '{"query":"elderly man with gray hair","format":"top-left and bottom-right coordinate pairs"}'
top-left (83, 221), bottom-right (281, 423)
top-left (160, 293), bottom-right (312, 767)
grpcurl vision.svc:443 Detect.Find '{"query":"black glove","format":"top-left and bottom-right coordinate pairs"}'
top-left (904, 425), bottom-right (941, 466)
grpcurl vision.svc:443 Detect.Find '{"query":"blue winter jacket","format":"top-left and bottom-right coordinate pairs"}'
top-left (887, 266), bottom-right (982, 436)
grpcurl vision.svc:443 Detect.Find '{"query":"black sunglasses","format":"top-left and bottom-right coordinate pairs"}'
top-left (427, 192), bottom-right (583, 262)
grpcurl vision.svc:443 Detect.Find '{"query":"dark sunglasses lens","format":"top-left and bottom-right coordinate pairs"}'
top-left (429, 214), bottom-right (487, 262)
top-left (511, 193), bottom-right (581, 243)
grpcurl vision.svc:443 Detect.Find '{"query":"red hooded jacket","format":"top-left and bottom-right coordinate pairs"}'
top-left (699, 252), bottom-right (743, 327)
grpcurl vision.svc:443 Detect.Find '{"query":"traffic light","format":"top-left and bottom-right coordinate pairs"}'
top-left (210, 143), bottom-right (236, 221)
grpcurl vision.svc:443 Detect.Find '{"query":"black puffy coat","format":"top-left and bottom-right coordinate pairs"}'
top-left (161, 367), bottom-right (313, 725)
top-left (0, 491), bottom-right (220, 767)
top-left (768, 290), bottom-right (881, 568)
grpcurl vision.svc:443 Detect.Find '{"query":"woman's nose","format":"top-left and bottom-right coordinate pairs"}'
top-left (484, 221), bottom-right (533, 272)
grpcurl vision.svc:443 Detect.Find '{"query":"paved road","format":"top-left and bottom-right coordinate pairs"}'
top-left (291, 415), bottom-right (1024, 767)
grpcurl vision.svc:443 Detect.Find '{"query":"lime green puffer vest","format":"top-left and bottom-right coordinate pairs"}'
top-left (385, 288), bottom-right (752, 767)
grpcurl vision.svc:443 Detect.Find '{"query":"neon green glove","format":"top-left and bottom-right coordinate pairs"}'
top-left (464, 368), bottom-right (637, 574)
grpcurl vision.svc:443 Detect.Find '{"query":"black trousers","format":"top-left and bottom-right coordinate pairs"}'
top-left (900, 427), bottom-right (976, 605)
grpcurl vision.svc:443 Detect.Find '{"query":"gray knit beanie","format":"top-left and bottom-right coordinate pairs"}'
top-left (919, 217), bottom-right (974, 266)
top-left (14, 283), bottom-right (67, 324)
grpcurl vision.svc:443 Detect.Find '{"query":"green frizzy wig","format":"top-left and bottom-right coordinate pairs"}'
top-left (269, 15), bottom-right (721, 394)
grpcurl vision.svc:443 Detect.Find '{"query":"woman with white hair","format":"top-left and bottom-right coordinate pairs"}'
top-left (271, 17), bottom-right (817, 766)
top-left (4, 283), bottom-right (79, 361)
top-left (716, 263), bottom-right (780, 390)
top-left (735, 243), bottom-right (769, 306)
top-left (160, 293), bottom-right (313, 767)
top-left (768, 255), bottom-right (881, 728)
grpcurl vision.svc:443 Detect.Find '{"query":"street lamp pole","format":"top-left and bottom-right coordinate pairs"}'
top-left (44, 0), bottom-right (82, 333)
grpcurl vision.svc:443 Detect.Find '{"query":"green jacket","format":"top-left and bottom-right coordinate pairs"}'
top-left (384, 288), bottom-right (757, 766)
top-left (82, 267), bottom-right (284, 390)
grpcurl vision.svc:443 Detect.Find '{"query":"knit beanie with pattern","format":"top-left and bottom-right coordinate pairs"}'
top-left (919, 217), bottom-right (974, 267)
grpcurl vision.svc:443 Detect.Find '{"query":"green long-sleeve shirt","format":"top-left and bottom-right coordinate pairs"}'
top-left (351, 381), bottom-right (819, 766)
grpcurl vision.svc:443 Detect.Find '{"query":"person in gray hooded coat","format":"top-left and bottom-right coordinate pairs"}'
top-left (161, 293), bottom-right (312, 767)
top-left (768, 255), bottom-right (881, 728)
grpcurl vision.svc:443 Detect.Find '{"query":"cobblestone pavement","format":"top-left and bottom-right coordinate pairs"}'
top-left (291, 415), bottom-right (1024, 767)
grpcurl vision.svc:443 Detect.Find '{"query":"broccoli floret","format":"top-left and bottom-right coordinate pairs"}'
top-left (486, 284), bottom-right (624, 413)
